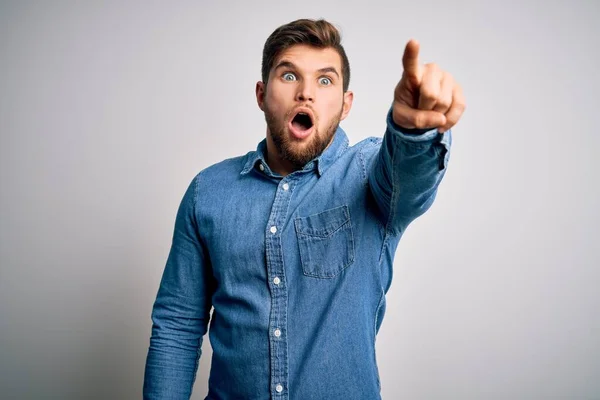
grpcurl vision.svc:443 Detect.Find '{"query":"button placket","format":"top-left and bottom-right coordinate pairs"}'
top-left (265, 177), bottom-right (293, 399)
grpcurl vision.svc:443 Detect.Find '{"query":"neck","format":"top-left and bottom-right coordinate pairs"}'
top-left (265, 133), bottom-right (297, 177)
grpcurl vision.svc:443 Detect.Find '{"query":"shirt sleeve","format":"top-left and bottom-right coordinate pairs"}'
top-left (143, 174), bottom-right (214, 399)
top-left (367, 106), bottom-right (452, 236)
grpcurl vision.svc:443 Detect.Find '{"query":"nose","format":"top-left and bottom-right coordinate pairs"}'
top-left (295, 81), bottom-right (315, 102)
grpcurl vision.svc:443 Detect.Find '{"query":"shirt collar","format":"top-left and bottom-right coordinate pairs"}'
top-left (240, 139), bottom-right (268, 175)
top-left (240, 126), bottom-right (349, 177)
top-left (315, 126), bottom-right (349, 176)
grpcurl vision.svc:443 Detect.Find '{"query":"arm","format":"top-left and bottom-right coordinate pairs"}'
top-left (369, 39), bottom-right (465, 235)
top-left (368, 111), bottom-right (451, 235)
top-left (143, 175), bottom-right (214, 399)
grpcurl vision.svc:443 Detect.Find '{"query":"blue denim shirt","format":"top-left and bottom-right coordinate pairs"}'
top-left (144, 108), bottom-right (452, 399)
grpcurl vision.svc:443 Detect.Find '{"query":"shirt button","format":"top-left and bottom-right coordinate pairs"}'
top-left (274, 329), bottom-right (281, 337)
top-left (276, 384), bottom-right (283, 393)
top-left (282, 183), bottom-right (289, 191)
top-left (270, 226), bottom-right (277, 234)
top-left (273, 277), bottom-right (281, 285)
top-left (259, 163), bottom-right (265, 171)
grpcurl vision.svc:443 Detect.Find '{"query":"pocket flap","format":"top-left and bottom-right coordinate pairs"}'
top-left (294, 205), bottom-right (350, 238)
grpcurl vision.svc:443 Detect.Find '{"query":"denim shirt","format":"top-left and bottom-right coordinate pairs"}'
top-left (144, 108), bottom-right (452, 400)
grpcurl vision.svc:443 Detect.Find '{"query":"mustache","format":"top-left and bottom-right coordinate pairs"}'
top-left (285, 105), bottom-right (317, 120)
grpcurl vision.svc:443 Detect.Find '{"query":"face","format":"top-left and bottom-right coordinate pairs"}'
top-left (256, 44), bottom-right (353, 173)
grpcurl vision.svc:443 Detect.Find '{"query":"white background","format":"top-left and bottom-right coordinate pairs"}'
top-left (1, 1), bottom-right (599, 398)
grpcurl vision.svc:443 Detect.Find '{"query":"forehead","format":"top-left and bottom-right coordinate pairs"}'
top-left (272, 44), bottom-right (342, 73)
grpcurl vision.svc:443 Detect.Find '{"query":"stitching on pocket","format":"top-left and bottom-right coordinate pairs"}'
top-left (294, 205), bottom-right (350, 237)
top-left (294, 205), bottom-right (354, 279)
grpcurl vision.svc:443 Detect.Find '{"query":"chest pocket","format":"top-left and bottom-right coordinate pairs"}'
top-left (294, 205), bottom-right (355, 279)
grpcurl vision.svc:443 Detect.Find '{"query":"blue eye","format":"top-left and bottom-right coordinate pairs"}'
top-left (319, 77), bottom-right (332, 85)
top-left (283, 72), bottom-right (296, 81)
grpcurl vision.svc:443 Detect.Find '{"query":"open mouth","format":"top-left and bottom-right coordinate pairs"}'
top-left (289, 111), bottom-right (314, 138)
top-left (292, 112), bottom-right (313, 130)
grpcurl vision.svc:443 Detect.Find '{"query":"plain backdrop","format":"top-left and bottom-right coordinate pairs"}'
top-left (1, 1), bottom-right (599, 399)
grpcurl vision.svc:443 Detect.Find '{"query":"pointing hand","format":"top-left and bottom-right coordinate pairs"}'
top-left (393, 39), bottom-right (465, 133)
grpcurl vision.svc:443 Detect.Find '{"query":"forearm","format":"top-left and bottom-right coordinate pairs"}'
top-left (143, 291), bottom-right (209, 399)
top-left (368, 107), bottom-right (451, 235)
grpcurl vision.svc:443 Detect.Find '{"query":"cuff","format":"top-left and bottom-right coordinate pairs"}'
top-left (386, 106), bottom-right (452, 170)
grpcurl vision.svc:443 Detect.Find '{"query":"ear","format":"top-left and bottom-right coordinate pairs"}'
top-left (256, 81), bottom-right (266, 111)
top-left (340, 90), bottom-right (354, 121)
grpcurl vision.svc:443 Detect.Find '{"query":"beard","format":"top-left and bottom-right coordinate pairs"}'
top-left (264, 102), bottom-right (343, 169)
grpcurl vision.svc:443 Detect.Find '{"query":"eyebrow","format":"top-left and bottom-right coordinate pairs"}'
top-left (274, 60), bottom-right (340, 78)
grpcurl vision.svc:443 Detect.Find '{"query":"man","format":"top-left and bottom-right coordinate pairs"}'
top-left (144, 18), bottom-right (465, 400)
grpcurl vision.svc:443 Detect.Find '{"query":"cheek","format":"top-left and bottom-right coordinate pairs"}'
top-left (319, 94), bottom-right (344, 121)
top-left (266, 87), bottom-right (290, 114)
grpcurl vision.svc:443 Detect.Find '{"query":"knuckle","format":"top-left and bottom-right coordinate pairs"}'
top-left (437, 96), bottom-right (452, 109)
top-left (445, 114), bottom-right (458, 126)
top-left (455, 101), bottom-right (466, 114)
top-left (446, 106), bottom-right (463, 123)
top-left (420, 86), bottom-right (438, 100)
top-left (413, 113), bottom-right (427, 128)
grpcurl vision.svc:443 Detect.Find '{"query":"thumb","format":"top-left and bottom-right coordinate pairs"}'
top-left (393, 103), bottom-right (446, 130)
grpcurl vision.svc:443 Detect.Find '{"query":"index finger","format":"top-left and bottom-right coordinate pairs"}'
top-left (402, 39), bottom-right (421, 80)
